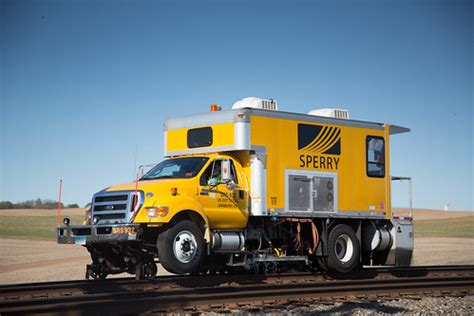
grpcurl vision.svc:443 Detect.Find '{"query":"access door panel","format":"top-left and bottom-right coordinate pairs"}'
top-left (288, 175), bottom-right (312, 211)
top-left (285, 169), bottom-right (338, 214)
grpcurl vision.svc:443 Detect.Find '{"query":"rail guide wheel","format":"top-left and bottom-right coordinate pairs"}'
top-left (85, 263), bottom-right (108, 280)
top-left (135, 257), bottom-right (158, 280)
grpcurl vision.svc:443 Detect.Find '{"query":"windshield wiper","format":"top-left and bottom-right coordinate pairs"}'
top-left (143, 175), bottom-right (175, 180)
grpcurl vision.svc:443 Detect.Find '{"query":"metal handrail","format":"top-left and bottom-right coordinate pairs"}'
top-left (391, 176), bottom-right (413, 217)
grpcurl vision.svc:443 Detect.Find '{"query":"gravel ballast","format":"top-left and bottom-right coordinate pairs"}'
top-left (222, 296), bottom-right (474, 315)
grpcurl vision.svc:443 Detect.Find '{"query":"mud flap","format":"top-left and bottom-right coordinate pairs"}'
top-left (386, 217), bottom-right (413, 266)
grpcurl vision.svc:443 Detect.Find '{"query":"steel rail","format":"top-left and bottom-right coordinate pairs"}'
top-left (1, 265), bottom-right (473, 299)
top-left (0, 266), bottom-right (473, 315)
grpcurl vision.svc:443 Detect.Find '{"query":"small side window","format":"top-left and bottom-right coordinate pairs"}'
top-left (366, 136), bottom-right (385, 177)
top-left (187, 127), bottom-right (212, 148)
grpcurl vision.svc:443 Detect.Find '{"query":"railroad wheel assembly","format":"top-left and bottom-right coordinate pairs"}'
top-left (157, 220), bottom-right (205, 274)
top-left (135, 256), bottom-right (158, 280)
top-left (85, 263), bottom-right (108, 280)
top-left (320, 224), bottom-right (360, 273)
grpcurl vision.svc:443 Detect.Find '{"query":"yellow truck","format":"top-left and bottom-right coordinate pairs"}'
top-left (58, 97), bottom-right (413, 279)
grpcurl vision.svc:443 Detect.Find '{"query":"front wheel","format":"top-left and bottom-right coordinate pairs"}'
top-left (326, 224), bottom-right (360, 273)
top-left (157, 220), bottom-right (205, 275)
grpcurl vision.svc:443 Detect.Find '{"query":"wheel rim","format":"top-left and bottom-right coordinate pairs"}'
top-left (173, 230), bottom-right (198, 263)
top-left (335, 233), bottom-right (354, 263)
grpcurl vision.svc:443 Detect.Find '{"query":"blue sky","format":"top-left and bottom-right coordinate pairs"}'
top-left (1, 0), bottom-right (472, 210)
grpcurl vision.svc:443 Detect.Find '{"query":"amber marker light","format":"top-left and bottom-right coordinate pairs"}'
top-left (146, 206), bottom-right (169, 218)
top-left (171, 187), bottom-right (178, 196)
top-left (210, 104), bottom-right (222, 112)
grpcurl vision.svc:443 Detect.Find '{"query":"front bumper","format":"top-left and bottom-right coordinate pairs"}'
top-left (57, 224), bottom-right (140, 245)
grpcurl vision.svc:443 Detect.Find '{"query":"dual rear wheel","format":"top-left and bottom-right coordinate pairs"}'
top-left (317, 224), bottom-right (360, 273)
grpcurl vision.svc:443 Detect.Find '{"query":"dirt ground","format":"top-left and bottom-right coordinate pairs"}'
top-left (0, 208), bottom-right (473, 285)
top-left (0, 237), bottom-right (172, 285)
top-left (413, 237), bottom-right (474, 265)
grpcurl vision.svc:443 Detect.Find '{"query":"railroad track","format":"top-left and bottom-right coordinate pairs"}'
top-left (1, 265), bottom-right (473, 315)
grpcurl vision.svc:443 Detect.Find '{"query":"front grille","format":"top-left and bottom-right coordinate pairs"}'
top-left (95, 195), bottom-right (128, 203)
top-left (95, 213), bottom-right (126, 220)
top-left (90, 190), bottom-right (144, 225)
top-left (94, 204), bottom-right (127, 212)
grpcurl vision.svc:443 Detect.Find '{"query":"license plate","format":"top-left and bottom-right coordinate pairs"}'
top-left (75, 236), bottom-right (86, 245)
top-left (112, 226), bottom-right (137, 234)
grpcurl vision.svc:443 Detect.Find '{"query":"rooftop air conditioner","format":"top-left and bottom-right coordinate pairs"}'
top-left (232, 97), bottom-right (278, 111)
top-left (308, 108), bottom-right (350, 119)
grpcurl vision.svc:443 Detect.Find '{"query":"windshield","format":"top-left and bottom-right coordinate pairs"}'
top-left (141, 157), bottom-right (209, 180)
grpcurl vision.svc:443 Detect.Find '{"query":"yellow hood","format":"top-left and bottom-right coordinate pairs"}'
top-left (105, 178), bottom-right (198, 204)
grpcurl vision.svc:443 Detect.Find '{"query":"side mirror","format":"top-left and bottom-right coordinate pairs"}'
top-left (208, 178), bottom-right (219, 186)
top-left (226, 180), bottom-right (235, 190)
top-left (221, 160), bottom-right (231, 182)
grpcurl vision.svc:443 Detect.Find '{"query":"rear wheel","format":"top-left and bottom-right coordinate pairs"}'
top-left (157, 220), bottom-right (205, 275)
top-left (326, 224), bottom-right (360, 273)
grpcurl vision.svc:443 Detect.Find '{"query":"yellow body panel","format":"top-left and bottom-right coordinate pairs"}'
top-left (250, 116), bottom-right (389, 217)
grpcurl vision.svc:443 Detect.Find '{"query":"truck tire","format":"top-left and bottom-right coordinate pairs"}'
top-left (326, 224), bottom-right (360, 273)
top-left (157, 220), bottom-right (205, 275)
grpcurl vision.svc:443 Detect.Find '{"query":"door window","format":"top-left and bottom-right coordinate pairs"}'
top-left (200, 159), bottom-right (238, 186)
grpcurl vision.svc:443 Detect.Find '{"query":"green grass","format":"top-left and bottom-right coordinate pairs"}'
top-left (414, 216), bottom-right (474, 238)
top-left (1, 214), bottom-right (473, 240)
top-left (0, 215), bottom-right (84, 239)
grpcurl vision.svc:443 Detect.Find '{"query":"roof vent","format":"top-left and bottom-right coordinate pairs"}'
top-left (308, 108), bottom-right (350, 119)
top-left (232, 97), bottom-right (278, 111)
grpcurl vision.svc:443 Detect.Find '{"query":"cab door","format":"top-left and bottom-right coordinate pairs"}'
top-left (198, 159), bottom-right (248, 229)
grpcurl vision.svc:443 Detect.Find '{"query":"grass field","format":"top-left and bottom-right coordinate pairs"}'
top-left (0, 211), bottom-right (472, 240)
top-left (414, 216), bottom-right (474, 238)
top-left (0, 215), bottom-right (84, 239)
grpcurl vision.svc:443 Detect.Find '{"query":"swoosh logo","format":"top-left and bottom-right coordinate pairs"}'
top-left (298, 123), bottom-right (341, 155)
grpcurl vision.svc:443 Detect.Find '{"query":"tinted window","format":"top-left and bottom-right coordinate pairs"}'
top-left (187, 127), bottom-right (213, 148)
top-left (366, 136), bottom-right (385, 177)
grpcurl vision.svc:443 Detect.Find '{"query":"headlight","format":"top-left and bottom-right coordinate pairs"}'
top-left (146, 206), bottom-right (169, 218)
